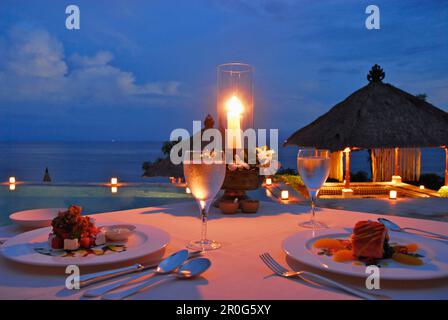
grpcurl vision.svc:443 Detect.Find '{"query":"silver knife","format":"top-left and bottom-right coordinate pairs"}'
top-left (79, 250), bottom-right (202, 288)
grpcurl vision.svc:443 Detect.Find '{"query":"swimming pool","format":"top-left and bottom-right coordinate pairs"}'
top-left (0, 183), bottom-right (195, 226)
top-left (0, 183), bottom-right (273, 226)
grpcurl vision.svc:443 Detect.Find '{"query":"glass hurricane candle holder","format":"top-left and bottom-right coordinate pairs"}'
top-left (217, 63), bottom-right (254, 150)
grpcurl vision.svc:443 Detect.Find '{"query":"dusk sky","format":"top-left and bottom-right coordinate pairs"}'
top-left (0, 0), bottom-right (447, 142)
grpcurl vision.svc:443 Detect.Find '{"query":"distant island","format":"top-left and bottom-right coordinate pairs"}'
top-left (142, 140), bottom-right (182, 178)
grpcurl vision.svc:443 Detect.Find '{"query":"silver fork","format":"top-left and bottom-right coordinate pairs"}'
top-left (259, 253), bottom-right (378, 300)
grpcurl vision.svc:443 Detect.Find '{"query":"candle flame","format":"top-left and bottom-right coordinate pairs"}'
top-left (226, 96), bottom-right (244, 114)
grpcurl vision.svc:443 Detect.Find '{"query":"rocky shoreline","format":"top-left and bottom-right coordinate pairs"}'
top-left (142, 157), bottom-right (182, 178)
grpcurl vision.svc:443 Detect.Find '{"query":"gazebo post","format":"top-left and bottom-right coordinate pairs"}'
top-left (342, 147), bottom-right (353, 197)
top-left (439, 146), bottom-right (448, 195)
top-left (445, 146), bottom-right (448, 186)
top-left (392, 147), bottom-right (402, 184)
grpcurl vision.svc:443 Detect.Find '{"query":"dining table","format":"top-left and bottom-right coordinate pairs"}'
top-left (0, 201), bottom-right (447, 300)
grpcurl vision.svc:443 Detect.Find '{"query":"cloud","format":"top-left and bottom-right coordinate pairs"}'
top-left (0, 26), bottom-right (181, 107)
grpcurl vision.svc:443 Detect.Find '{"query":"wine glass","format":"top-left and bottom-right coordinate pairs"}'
top-left (183, 150), bottom-right (226, 251)
top-left (297, 149), bottom-right (330, 229)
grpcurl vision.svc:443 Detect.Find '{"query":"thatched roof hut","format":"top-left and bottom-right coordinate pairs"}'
top-left (284, 65), bottom-right (448, 187)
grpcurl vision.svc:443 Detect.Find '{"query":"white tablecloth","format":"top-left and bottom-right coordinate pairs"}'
top-left (0, 201), bottom-right (447, 300)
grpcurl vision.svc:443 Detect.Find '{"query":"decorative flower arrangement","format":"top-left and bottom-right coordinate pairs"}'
top-left (227, 146), bottom-right (279, 176)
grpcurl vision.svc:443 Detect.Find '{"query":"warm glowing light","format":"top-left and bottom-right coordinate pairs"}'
top-left (110, 177), bottom-right (118, 185)
top-left (343, 147), bottom-right (351, 153)
top-left (226, 95), bottom-right (244, 149)
top-left (186, 187), bottom-right (191, 194)
top-left (226, 95), bottom-right (244, 114)
top-left (265, 178), bottom-right (272, 186)
top-left (281, 190), bottom-right (289, 200)
top-left (200, 200), bottom-right (206, 210)
top-left (9, 177), bottom-right (16, 184)
top-left (111, 186), bottom-right (118, 193)
top-left (9, 184), bottom-right (16, 191)
top-left (419, 185), bottom-right (425, 190)
top-left (389, 190), bottom-right (397, 199)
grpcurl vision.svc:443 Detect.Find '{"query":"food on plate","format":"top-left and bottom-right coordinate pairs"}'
top-left (48, 205), bottom-right (106, 250)
top-left (313, 238), bottom-right (346, 251)
top-left (392, 253), bottom-right (423, 266)
top-left (333, 249), bottom-right (356, 263)
top-left (352, 221), bottom-right (391, 261)
top-left (313, 220), bottom-right (424, 266)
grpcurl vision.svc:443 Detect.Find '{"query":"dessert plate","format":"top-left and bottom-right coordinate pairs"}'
top-left (10, 208), bottom-right (65, 229)
top-left (282, 228), bottom-right (448, 280)
top-left (1, 222), bottom-right (170, 267)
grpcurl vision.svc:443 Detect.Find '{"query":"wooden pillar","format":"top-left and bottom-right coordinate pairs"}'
top-left (394, 147), bottom-right (399, 176)
top-left (445, 147), bottom-right (448, 186)
top-left (344, 148), bottom-right (351, 189)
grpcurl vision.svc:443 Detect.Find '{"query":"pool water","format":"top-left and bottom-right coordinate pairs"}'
top-left (1, 184), bottom-right (274, 226)
top-left (0, 184), bottom-right (193, 226)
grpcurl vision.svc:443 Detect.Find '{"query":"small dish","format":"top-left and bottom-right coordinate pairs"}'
top-left (9, 208), bottom-right (65, 229)
top-left (104, 224), bottom-right (136, 242)
top-left (241, 200), bottom-right (259, 213)
top-left (219, 201), bottom-right (239, 214)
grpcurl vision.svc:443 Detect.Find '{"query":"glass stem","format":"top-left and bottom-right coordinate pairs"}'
top-left (309, 189), bottom-right (318, 224)
top-left (201, 206), bottom-right (208, 244)
top-left (198, 200), bottom-right (210, 250)
top-left (310, 195), bottom-right (316, 224)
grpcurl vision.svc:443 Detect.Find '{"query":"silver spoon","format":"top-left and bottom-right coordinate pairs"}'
top-left (378, 218), bottom-right (448, 241)
top-left (102, 258), bottom-right (211, 300)
top-left (83, 249), bottom-right (190, 297)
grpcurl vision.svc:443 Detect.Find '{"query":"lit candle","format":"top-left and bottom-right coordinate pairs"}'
top-left (110, 177), bottom-right (118, 185)
top-left (9, 184), bottom-right (16, 191)
top-left (389, 190), bottom-right (397, 199)
top-left (265, 178), bottom-right (272, 186)
top-left (226, 95), bottom-right (243, 149)
top-left (186, 187), bottom-right (191, 194)
top-left (9, 177), bottom-right (16, 184)
top-left (419, 185), bottom-right (425, 190)
top-left (281, 190), bottom-right (289, 200)
top-left (111, 186), bottom-right (118, 193)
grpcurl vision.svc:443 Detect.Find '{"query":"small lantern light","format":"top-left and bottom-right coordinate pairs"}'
top-left (186, 187), bottom-right (191, 194)
top-left (389, 190), bottom-right (397, 200)
top-left (111, 186), bottom-right (118, 193)
top-left (9, 177), bottom-right (16, 184)
top-left (9, 184), bottom-right (16, 191)
top-left (281, 190), bottom-right (289, 200)
top-left (265, 178), bottom-right (272, 186)
top-left (110, 177), bottom-right (118, 186)
top-left (419, 185), bottom-right (425, 190)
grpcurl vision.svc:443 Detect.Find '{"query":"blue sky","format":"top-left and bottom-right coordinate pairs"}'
top-left (0, 0), bottom-right (447, 141)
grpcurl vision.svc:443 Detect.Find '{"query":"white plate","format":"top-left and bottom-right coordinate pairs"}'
top-left (10, 208), bottom-right (65, 229)
top-left (282, 228), bottom-right (448, 280)
top-left (1, 222), bottom-right (170, 267)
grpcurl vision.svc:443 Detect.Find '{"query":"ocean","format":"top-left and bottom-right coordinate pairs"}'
top-left (0, 142), bottom-right (445, 183)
